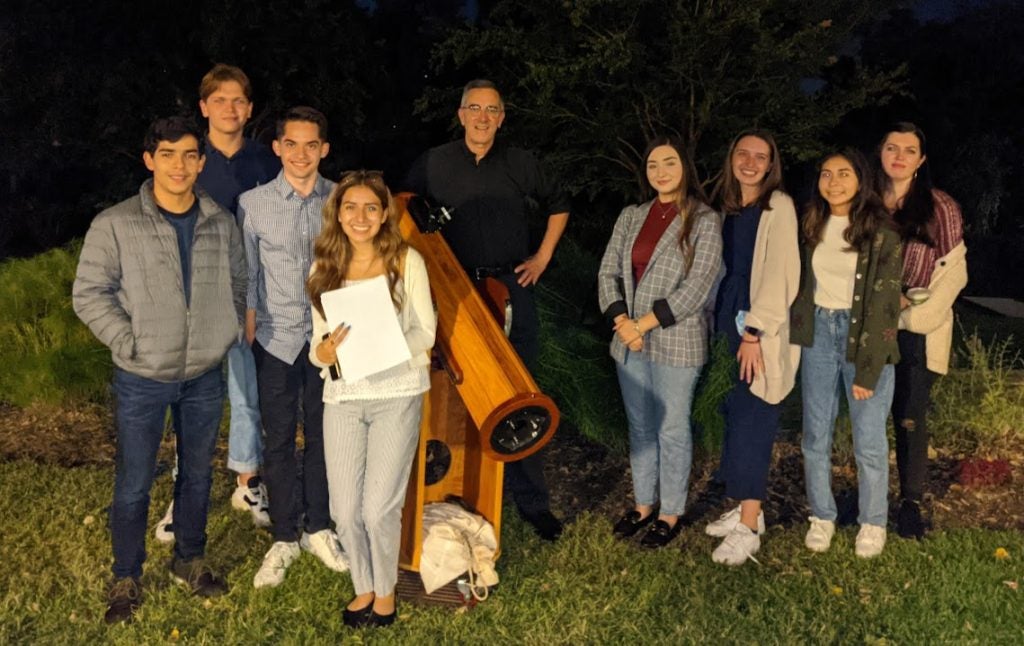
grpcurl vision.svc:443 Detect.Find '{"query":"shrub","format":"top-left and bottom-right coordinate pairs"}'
top-left (536, 238), bottom-right (627, 451)
top-left (0, 241), bottom-right (111, 407)
top-left (930, 330), bottom-right (1024, 457)
top-left (691, 333), bottom-right (736, 457)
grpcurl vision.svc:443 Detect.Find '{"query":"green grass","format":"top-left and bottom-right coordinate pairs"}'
top-left (0, 240), bottom-right (111, 407)
top-left (2, 458), bottom-right (1023, 644)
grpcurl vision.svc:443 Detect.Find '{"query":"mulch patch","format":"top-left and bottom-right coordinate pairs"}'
top-left (1, 402), bottom-right (1021, 532)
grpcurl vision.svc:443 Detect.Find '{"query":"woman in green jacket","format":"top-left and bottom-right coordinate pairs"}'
top-left (790, 148), bottom-right (902, 559)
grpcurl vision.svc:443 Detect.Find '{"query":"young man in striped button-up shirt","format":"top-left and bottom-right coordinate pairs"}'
top-left (239, 107), bottom-right (349, 588)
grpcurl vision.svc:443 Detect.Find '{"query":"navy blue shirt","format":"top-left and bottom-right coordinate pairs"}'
top-left (714, 205), bottom-right (762, 346)
top-left (404, 140), bottom-right (569, 269)
top-left (159, 199), bottom-right (199, 306)
top-left (198, 138), bottom-right (280, 217)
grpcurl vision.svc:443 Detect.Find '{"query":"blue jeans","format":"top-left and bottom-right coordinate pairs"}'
top-left (800, 307), bottom-right (894, 527)
top-left (110, 367), bottom-right (224, 578)
top-left (226, 338), bottom-right (262, 473)
top-left (616, 354), bottom-right (700, 516)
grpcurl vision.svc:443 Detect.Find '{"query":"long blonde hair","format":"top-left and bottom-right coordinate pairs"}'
top-left (306, 170), bottom-right (407, 317)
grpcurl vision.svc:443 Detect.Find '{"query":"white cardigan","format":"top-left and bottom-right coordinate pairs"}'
top-left (898, 241), bottom-right (967, 375)
top-left (740, 191), bottom-right (802, 404)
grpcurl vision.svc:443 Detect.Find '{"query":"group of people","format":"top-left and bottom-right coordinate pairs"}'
top-left (601, 124), bottom-right (965, 567)
top-left (71, 61), bottom-right (964, 629)
top-left (73, 69), bottom-right (568, 627)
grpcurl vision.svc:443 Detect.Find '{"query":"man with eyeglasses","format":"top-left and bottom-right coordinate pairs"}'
top-left (405, 79), bottom-right (570, 541)
top-left (152, 64), bottom-right (280, 545)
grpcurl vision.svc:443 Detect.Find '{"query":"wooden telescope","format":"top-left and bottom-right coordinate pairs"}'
top-left (395, 193), bottom-right (560, 571)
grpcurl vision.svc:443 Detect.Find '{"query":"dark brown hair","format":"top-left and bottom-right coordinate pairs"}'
top-left (711, 129), bottom-right (784, 214)
top-left (875, 121), bottom-right (936, 246)
top-left (801, 148), bottom-right (886, 252)
top-left (642, 136), bottom-right (707, 276)
top-left (306, 171), bottom-right (407, 318)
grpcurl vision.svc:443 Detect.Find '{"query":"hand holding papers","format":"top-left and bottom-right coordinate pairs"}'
top-left (320, 275), bottom-right (411, 382)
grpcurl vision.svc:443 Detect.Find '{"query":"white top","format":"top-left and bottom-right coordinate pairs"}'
top-left (309, 247), bottom-right (436, 402)
top-left (812, 216), bottom-right (858, 309)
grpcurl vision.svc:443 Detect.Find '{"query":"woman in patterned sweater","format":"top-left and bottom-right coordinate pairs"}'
top-left (876, 122), bottom-right (966, 539)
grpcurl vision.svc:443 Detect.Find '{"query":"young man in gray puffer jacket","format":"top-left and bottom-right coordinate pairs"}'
top-left (73, 116), bottom-right (246, 624)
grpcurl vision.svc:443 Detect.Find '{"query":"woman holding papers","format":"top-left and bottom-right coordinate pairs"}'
top-left (307, 170), bottom-right (436, 628)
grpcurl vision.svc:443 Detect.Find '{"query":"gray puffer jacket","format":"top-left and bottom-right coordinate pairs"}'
top-left (73, 180), bottom-right (246, 382)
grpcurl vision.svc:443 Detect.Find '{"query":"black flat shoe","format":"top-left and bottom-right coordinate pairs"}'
top-left (612, 510), bottom-right (654, 538)
top-left (367, 608), bottom-right (397, 628)
top-left (640, 519), bottom-right (682, 548)
top-left (522, 509), bottom-right (563, 541)
top-left (343, 598), bottom-right (375, 628)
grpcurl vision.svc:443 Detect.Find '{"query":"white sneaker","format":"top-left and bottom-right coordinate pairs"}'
top-left (154, 501), bottom-right (174, 544)
top-left (231, 477), bottom-right (271, 528)
top-left (705, 505), bottom-right (766, 537)
top-left (300, 529), bottom-right (349, 573)
top-left (855, 524), bottom-right (887, 559)
top-left (805, 516), bottom-right (836, 553)
top-left (711, 524), bottom-right (762, 566)
top-left (253, 541), bottom-right (301, 589)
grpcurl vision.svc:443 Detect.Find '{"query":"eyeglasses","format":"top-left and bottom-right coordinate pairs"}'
top-left (460, 104), bottom-right (503, 116)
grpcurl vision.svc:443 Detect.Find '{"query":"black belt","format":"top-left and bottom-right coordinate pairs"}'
top-left (469, 263), bottom-right (518, 281)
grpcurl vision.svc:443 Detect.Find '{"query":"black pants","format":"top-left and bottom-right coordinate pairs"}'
top-left (253, 341), bottom-right (331, 542)
top-left (496, 274), bottom-right (551, 515)
top-left (718, 330), bottom-right (782, 501)
top-left (720, 373), bottom-right (782, 501)
top-left (891, 331), bottom-right (938, 501)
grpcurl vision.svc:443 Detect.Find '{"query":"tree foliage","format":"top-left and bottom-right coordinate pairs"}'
top-left (423, 0), bottom-right (904, 223)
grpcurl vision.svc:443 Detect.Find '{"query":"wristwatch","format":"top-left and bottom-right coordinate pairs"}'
top-left (743, 326), bottom-right (763, 338)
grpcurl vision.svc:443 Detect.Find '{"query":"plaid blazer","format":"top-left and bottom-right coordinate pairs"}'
top-left (598, 199), bottom-right (723, 367)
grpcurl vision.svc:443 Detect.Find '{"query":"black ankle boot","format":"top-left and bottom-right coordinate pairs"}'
top-left (896, 499), bottom-right (925, 540)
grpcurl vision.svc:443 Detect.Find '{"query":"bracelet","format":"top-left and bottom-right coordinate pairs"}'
top-left (741, 338), bottom-right (759, 344)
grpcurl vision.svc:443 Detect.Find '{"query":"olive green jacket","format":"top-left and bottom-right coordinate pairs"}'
top-left (790, 226), bottom-right (903, 390)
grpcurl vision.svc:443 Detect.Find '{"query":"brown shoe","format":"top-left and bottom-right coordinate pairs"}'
top-left (104, 577), bottom-right (142, 624)
top-left (169, 557), bottom-right (227, 598)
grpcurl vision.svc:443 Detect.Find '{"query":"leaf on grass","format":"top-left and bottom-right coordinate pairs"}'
top-left (83, 515), bottom-right (94, 526)
top-left (1003, 580), bottom-right (1019, 591)
top-left (830, 586), bottom-right (843, 596)
top-left (994, 547), bottom-right (1010, 560)
top-left (170, 627), bottom-right (180, 641)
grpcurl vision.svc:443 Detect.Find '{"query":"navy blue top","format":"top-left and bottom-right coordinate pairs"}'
top-left (198, 138), bottom-right (280, 217)
top-left (159, 200), bottom-right (199, 306)
top-left (714, 204), bottom-right (762, 347)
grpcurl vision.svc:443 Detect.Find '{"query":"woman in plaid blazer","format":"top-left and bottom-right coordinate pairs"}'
top-left (598, 136), bottom-right (723, 548)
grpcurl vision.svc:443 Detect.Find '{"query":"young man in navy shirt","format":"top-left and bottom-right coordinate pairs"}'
top-left (154, 64), bottom-right (280, 542)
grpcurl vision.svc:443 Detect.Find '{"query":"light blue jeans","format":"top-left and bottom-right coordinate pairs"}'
top-left (801, 307), bottom-right (895, 527)
top-left (616, 354), bottom-right (700, 517)
top-left (226, 338), bottom-right (262, 473)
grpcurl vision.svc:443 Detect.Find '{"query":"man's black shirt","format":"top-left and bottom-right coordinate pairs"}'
top-left (404, 140), bottom-right (569, 269)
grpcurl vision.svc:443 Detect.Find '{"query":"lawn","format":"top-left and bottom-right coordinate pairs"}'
top-left (1, 458), bottom-right (1022, 644)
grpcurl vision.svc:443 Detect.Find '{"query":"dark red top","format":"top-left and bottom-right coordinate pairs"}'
top-left (632, 200), bottom-right (679, 284)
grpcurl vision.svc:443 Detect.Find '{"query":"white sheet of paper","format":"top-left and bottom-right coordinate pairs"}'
top-left (320, 275), bottom-right (411, 382)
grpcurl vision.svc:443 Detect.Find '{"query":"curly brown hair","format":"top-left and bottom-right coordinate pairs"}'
top-left (306, 170), bottom-right (408, 318)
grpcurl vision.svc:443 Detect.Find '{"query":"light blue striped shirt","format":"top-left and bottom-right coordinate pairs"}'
top-left (239, 171), bottom-right (335, 363)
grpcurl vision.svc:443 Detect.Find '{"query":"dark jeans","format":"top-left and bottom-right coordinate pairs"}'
top-left (720, 372), bottom-right (782, 501)
top-left (110, 366), bottom-right (223, 578)
top-left (496, 274), bottom-right (551, 515)
top-left (252, 341), bottom-right (330, 542)
top-left (892, 331), bottom-right (938, 501)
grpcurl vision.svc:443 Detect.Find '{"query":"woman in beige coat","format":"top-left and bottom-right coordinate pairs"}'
top-left (876, 122), bottom-right (966, 539)
top-left (704, 130), bottom-right (800, 565)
